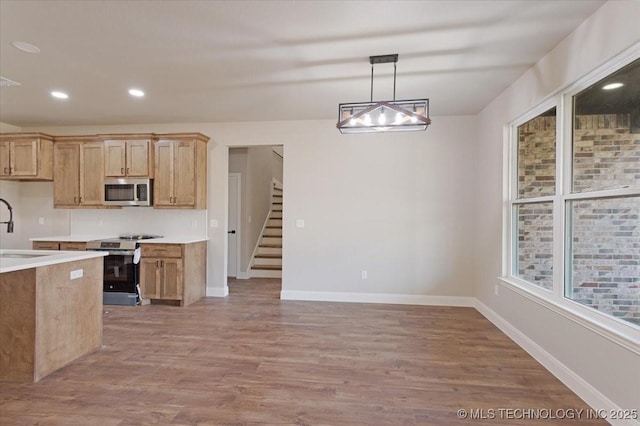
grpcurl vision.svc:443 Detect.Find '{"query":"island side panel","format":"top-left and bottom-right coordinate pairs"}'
top-left (182, 241), bottom-right (206, 306)
top-left (0, 269), bottom-right (37, 381)
top-left (34, 257), bottom-right (103, 381)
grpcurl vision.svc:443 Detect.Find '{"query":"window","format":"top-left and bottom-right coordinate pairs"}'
top-left (506, 56), bottom-right (640, 331)
top-left (513, 107), bottom-right (556, 290)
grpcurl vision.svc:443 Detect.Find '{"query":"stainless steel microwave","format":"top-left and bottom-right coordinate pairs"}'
top-left (104, 178), bottom-right (153, 206)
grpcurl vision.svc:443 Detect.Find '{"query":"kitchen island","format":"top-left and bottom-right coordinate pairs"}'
top-left (0, 249), bottom-right (107, 382)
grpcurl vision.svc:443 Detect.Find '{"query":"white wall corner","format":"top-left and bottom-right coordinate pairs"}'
top-left (236, 271), bottom-right (251, 280)
top-left (206, 285), bottom-right (229, 298)
top-left (474, 299), bottom-right (639, 426)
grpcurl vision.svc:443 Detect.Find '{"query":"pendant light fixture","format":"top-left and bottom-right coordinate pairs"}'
top-left (337, 54), bottom-right (431, 134)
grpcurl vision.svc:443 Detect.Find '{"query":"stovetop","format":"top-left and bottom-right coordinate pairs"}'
top-left (86, 234), bottom-right (163, 250)
top-left (118, 233), bottom-right (163, 241)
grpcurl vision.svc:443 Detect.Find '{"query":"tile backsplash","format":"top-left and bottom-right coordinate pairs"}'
top-left (71, 208), bottom-right (207, 238)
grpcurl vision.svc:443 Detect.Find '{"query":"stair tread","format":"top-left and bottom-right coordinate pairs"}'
top-left (266, 225), bottom-right (282, 229)
top-left (259, 244), bottom-right (282, 248)
top-left (255, 254), bottom-right (282, 259)
top-left (252, 265), bottom-right (282, 271)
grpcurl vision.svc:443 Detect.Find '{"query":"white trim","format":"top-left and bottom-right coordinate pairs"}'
top-left (498, 277), bottom-right (640, 354)
top-left (475, 299), bottom-right (640, 426)
top-left (228, 172), bottom-right (242, 278)
top-left (280, 290), bottom-right (474, 307)
top-left (248, 209), bottom-right (272, 270)
top-left (236, 271), bottom-right (250, 280)
top-left (272, 177), bottom-right (283, 190)
top-left (206, 285), bottom-right (229, 298)
top-left (564, 187), bottom-right (640, 200)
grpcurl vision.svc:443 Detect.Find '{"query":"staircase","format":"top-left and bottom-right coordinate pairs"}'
top-left (251, 184), bottom-right (282, 278)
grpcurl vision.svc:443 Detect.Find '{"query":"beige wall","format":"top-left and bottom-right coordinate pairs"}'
top-left (475, 0), bottom-right (640, 414)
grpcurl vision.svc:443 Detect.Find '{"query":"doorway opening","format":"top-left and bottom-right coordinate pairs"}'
top-left (227, 145), bottom-right (283, 296)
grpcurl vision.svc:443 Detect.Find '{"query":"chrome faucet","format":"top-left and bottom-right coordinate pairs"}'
top-left (0, 198), bottom-right (14, 233)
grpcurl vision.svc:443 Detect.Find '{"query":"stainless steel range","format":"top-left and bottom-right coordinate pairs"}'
top-left (87, 234), bottom-right (162, 305)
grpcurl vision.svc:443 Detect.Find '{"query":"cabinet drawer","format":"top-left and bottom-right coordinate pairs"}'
top-left (141, 244), bottom-right (182, 258)
top-left (60, 242), bottom-right (86, 251)
top-left (32, 241), bottom-right (60, 250)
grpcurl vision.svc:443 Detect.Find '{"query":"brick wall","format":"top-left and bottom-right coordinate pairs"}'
top-left (517, 113), bottom-right (639, 325)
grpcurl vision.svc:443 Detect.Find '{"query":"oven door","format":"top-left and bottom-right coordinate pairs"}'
top-left (101, 250), bottom-right (139, 293)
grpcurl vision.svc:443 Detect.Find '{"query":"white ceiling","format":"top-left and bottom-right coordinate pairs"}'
top-left (0, 0), bottom-right (605, 127)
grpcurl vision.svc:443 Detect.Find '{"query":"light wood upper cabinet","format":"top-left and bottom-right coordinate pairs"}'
top-left (103, 135), bottom-right (154, 178)
top-left (154, 133), bottom-right (208, 209)
top-left (53, 137), bottom-right (104, 208)
top-left (0, 133), bottom-right (54, 180)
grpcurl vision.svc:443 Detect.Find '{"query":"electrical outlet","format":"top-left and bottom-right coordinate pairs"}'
top-left (494, 284), bottom-right (499, 296)
top-left (70, 269), bottom-right (83, 280)
top-left (38, 217), bottom-right (44, 225)
top-left (296, 219), bottom-right (305, 228)
top-left (210, 219), bottom-right (218, 228)
top-left (361, 270), bottom-right (367, 280)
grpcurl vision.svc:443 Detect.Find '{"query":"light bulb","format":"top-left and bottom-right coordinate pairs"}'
top-left (410, 115), bottom-right (418, 123)
top-left (395, 112), bottom-right (403, 124)
top-left (378, 112), bottom-right (386, 125)
top-left (364, 114), bottom-right (372, 126)
top-left (349, 118), bottom-right (356, 126)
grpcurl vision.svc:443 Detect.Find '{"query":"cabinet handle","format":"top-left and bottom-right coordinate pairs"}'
top-left (79, 196), bottom-right (82, 203)
top-left (74, 197), bottom-right (78, 203)
top-left (121, 167), bottom-right (124, 174)
top-left (126, 168), bottom-right (130, 174)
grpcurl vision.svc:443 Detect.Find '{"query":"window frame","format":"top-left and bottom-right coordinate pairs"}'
top-left (502, 46), bottom-right (640, 351)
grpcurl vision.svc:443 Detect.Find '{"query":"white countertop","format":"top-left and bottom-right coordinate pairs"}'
top-left (138, 237), bottom-right (208, 244)
top-left (29, 235), bottom-right (208, 244)
top-left (30, 234), bottom-right (117, 242)
top-left (0, 249), bottom-right (108, 274)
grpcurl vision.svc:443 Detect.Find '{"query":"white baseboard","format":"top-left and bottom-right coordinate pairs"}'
top-left (280, 290), bottom-right (474, 307)
top-left (206, 285), bottom-right (229, 298)
top-left (474, 299), bottom-right (638, 426)
top-left (236, 271), bottom-right (251, 280)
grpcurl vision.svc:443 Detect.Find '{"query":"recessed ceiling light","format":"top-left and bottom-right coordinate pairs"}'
top-left (51, 91), bottom-right (69, 99)
top-left (602, 82), bottom-right (624, 90)
top-left (128, 88), bottom-right (145, 97)
top-left (12, 41), bottom-right (40, 53)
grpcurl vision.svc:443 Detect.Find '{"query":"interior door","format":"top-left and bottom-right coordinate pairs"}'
top-left (227, 173), bottom-right (240, 277)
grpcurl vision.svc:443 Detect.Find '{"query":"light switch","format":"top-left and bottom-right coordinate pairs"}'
top-left (210, 219), bottom-right (218, 228)
top-left (296, 219), bottom-right (305, 228)
top-left (38, 217), bottom-right (44, 225)
top-left (70, 269), bottom-right (83, 280)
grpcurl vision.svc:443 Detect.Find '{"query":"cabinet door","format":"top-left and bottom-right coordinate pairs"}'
top-left (80, 142), bottom-right (104, 205)
top-left (161, 258), bottom-right (183, 300)
top-left (127, 140), bottom-right (150, 177)
top-left (10, 139), bottom-right (38, 176)
top-left (32, 241), bottom-right (60, 250)
top-left (173, 140), bottom-right (196, 207)
top-left (59, 242), bottom-right (86, 251)
top-left (54, 143), bottom-right (81, 206)
top-left (154, 140), bottom-right (175, 206)
top-left (140, 258), bottom-right (161, 299)
top-left (0, 141), bottom-right (10, 177)
top-left (104, 140), bottom-right (126, 177)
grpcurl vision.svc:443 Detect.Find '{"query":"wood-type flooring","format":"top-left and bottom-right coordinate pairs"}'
top-left (0, 278), bottom-right (604, 425)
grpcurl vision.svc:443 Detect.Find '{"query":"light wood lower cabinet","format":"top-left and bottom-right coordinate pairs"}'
top-left (32, 241), bottom-right (87, 251)
top-left (139, 241), bottom-right (206, 306)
